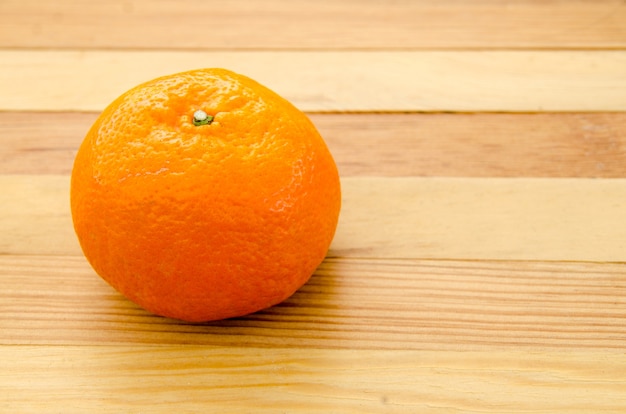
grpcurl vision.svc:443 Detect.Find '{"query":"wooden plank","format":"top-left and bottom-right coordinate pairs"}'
top-left (335, 177), bottom-right (626, 261)
top-left (3, 112), bottom-right (626, 178)
top-left (1, 50), bottom-right (625, 112)
top-left (1, 0), bottom-right (625, 50)
top-left (2, 345), bottom-right (626, 413)
top-left (0, 175), bottom-right (78, 256)
top-left (1, 255), bottom-right (624, 350)
top-left (2, 175), bottom-right (626, 261)
top-left (0, 112), bottom-right (93, 175)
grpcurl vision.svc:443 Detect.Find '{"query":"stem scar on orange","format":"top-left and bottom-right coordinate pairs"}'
top-left (70, 68), bottom-right (341, 322)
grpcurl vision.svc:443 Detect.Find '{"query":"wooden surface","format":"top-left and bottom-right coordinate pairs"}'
top-left (1, 1), bottom-right (626, 412)
top-left (2, 50), bottom-right (626, 112)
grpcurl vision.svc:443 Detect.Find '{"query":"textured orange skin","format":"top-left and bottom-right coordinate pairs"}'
top-left (70, 68), bottom-right (341, 322)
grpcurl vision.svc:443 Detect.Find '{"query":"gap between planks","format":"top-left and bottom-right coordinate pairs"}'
top-left (1, 50), bottom-right (625, 112)
top-left (1, 0), bottom-right (625, 50)
top-left (2, 112), bottom-right (626, 178)
top-left (1, 255), bottom-right (625, 351)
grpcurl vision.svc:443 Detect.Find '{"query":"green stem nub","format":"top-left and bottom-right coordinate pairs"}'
top-left (193, 110), bottom-right (213, 126)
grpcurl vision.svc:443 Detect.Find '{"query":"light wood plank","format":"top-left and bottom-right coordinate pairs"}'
top-left (0, 175), bottom-right (78, 256)
top-left (1, 255), bottom-right (624, 350)
top-left (1, 50), bottom-right (625, 112)
top-left (2, 175), bottom-right (626, 261)
top-left (1, 0), bottom-right (625, 50)
top-left (335, 177), bottom-right (626, 261)
top-left (3, 112), bottom-right (626, 178)
top-left (2, 345), bottom-right (626, 413)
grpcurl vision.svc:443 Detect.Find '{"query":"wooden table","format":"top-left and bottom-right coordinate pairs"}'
top-left (2, 1), bottom-right (626, 412)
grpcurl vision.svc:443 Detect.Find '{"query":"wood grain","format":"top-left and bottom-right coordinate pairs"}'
top-left (3, 175), bottom-right (626, 262)
top-left (2, 1), bottom-right (626, 411)
top-left (1, 255), bottom-right (625, 350)
top-left (3, 345), bottom-right (626, 413)
top-left (1, 0), bottom-right (625, 50)
top-left (2, 50), bottom-right (625, 112)
top-left (3, 112), bottom-right (626, 178)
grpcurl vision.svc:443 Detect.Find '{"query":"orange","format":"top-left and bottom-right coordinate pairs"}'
top-left (70, 68), bottom-right (341, 322)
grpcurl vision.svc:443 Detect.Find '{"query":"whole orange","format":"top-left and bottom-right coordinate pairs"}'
top-left (70, 68), bottom-right (341, 322)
